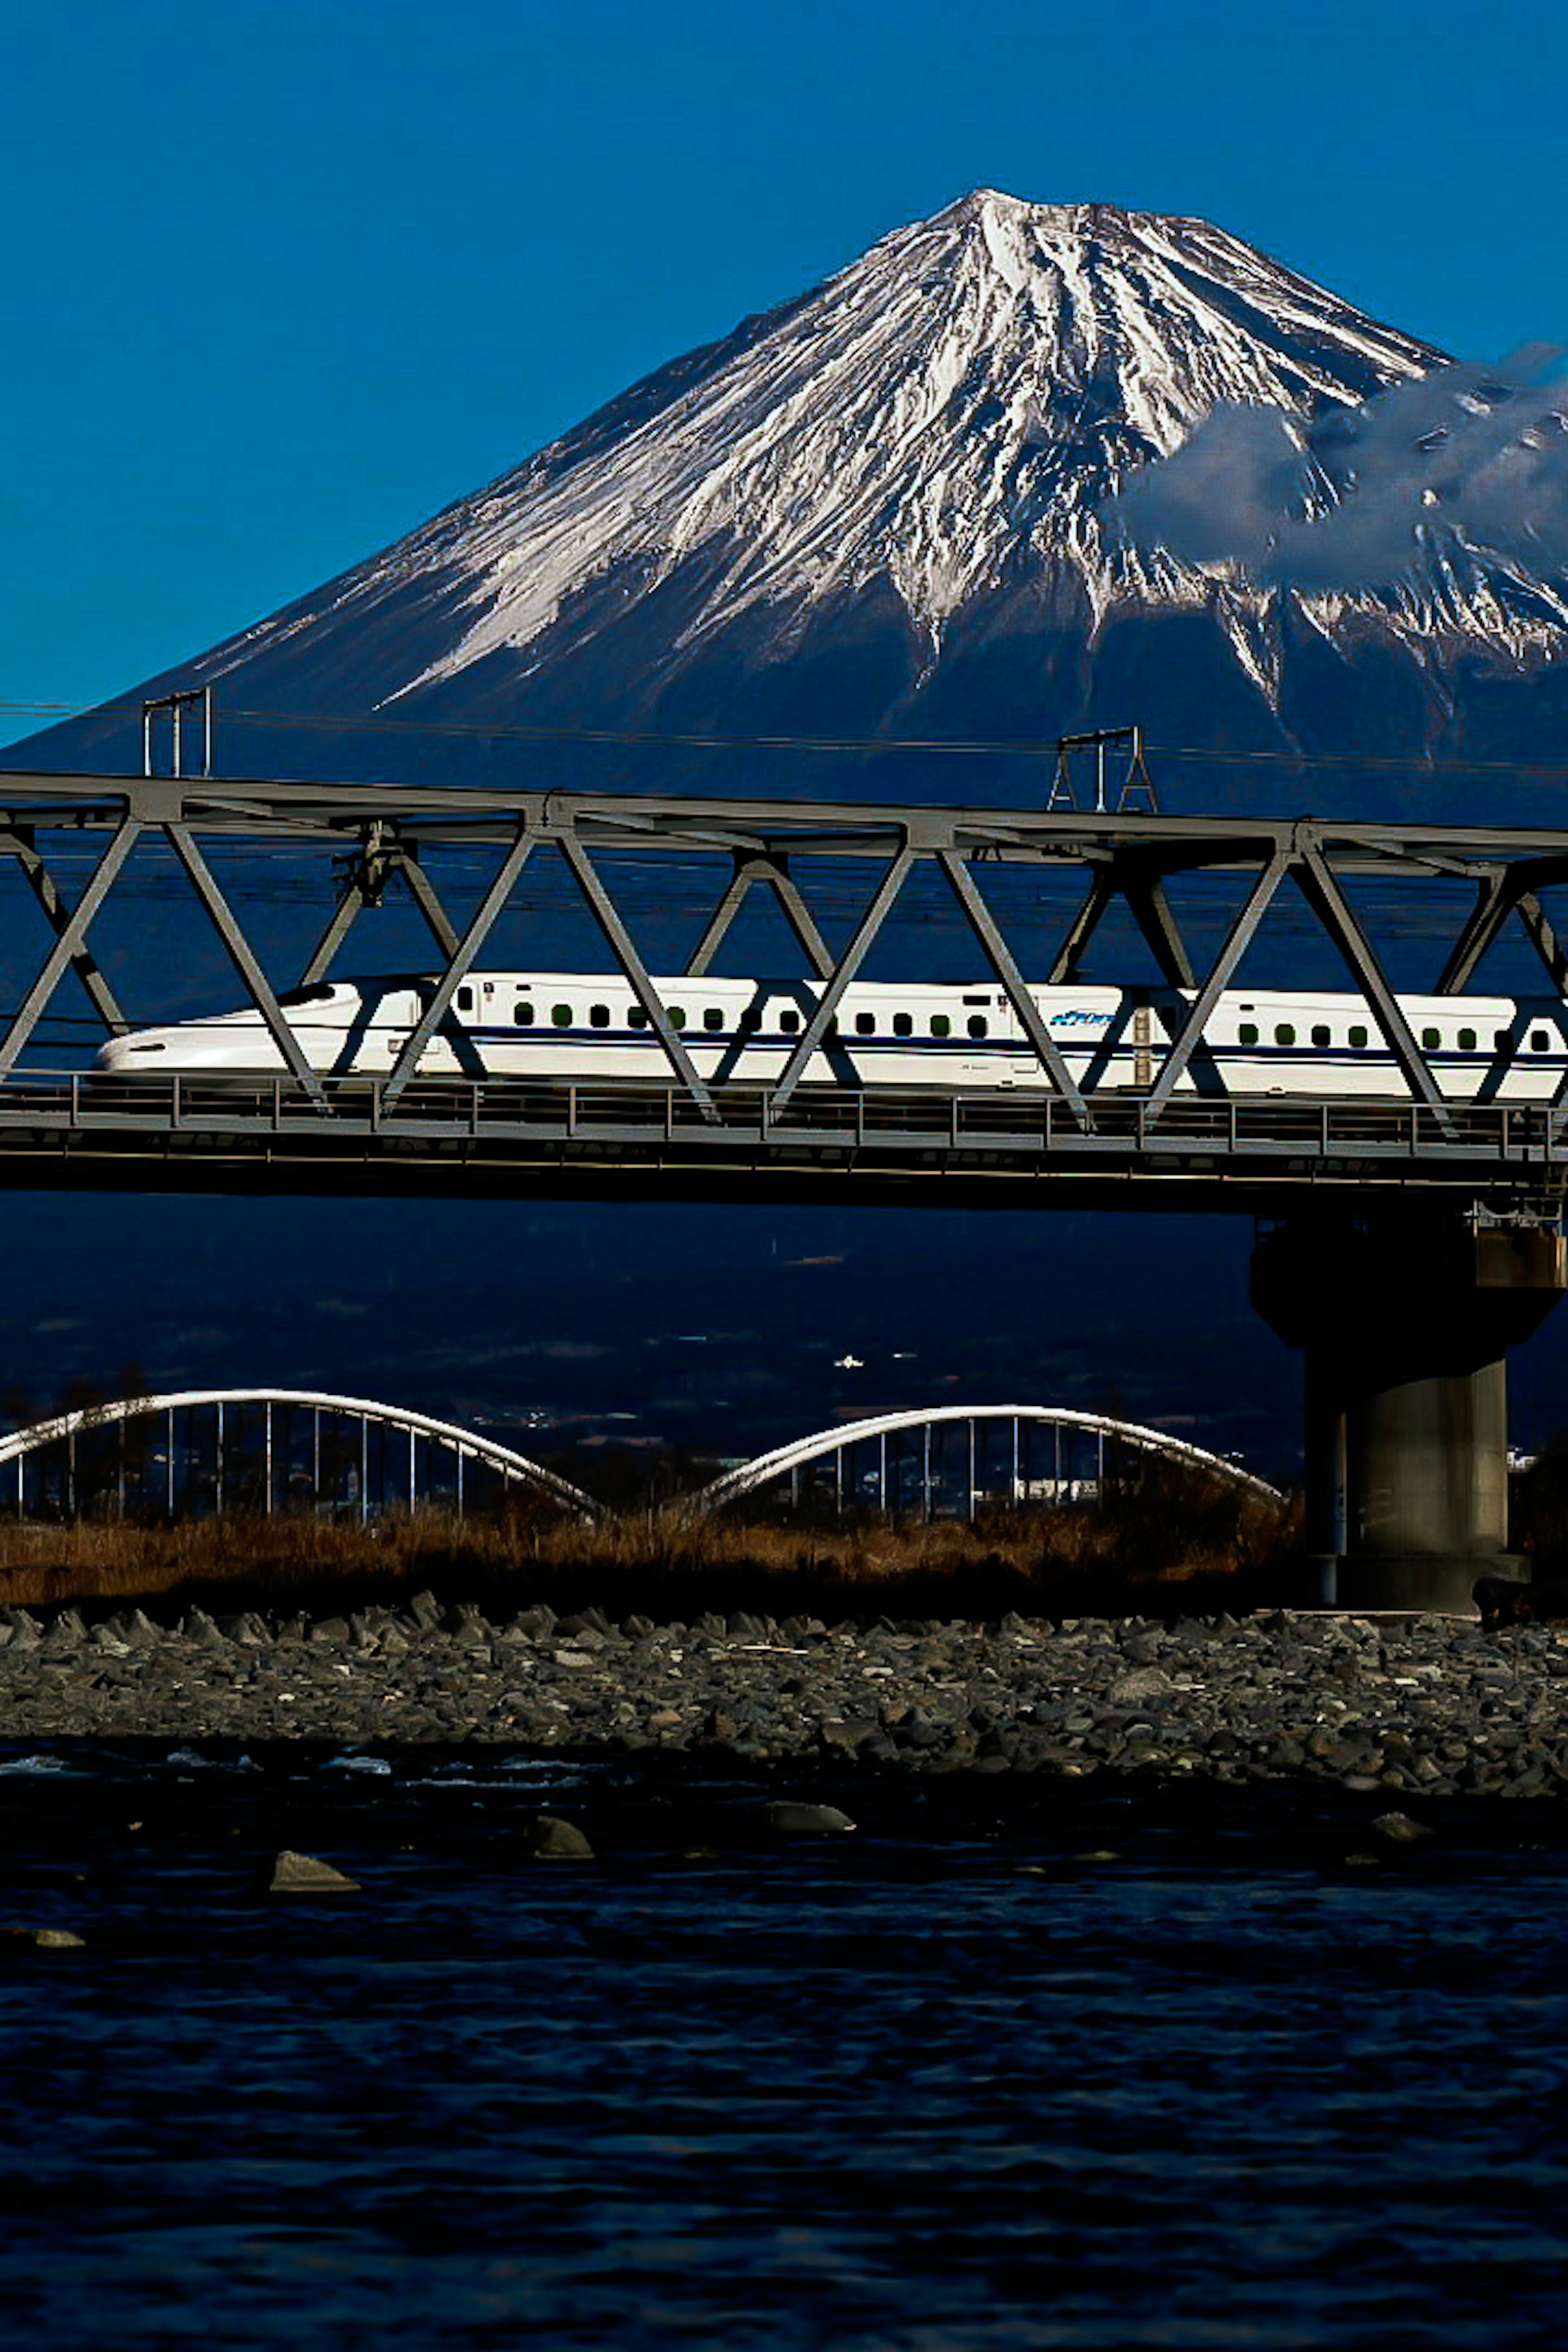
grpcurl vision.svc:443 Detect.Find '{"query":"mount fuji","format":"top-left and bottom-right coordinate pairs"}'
top-left (14, 189), bottom-right (1568, 802)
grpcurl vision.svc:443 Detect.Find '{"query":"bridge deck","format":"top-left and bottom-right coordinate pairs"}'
top-left (0, 1073), bottom-right (1560, 1209)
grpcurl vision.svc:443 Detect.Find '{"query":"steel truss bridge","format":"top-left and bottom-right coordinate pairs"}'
top-left (0, 1389), bottom-right (1276, 1528)
top-left (1, 767), bottom-right (1568, 1207)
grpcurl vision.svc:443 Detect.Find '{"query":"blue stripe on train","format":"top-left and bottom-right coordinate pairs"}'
top-left (462, 1027), bottom-right (1566, 1067)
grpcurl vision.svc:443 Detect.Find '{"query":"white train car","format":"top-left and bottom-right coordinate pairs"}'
top-left (91, 971), bottom-right (1568, 1101)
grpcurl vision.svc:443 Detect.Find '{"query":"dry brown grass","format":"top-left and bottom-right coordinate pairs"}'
top-left (0, 1464), bottom-right (1304, 1622)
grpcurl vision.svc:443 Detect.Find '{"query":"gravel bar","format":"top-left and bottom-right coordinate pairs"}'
top-left (1, 1595), bottom-right (1563, 1799)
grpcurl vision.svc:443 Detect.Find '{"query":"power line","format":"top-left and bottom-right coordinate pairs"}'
top-left (7, 692), bottom-right (1568, 784)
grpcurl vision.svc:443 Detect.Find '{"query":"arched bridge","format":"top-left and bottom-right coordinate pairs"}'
top-left (678, 1404), bottom-right (1283, 1522)
top-left (0, 1387), bottom-right (601, 1522)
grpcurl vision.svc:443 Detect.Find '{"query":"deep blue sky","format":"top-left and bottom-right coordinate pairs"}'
top-left (4, 0), bottom-right (1564, 718)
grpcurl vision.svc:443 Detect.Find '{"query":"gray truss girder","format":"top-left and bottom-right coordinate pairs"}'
top-left (1124, 870), bottom-right (1197, 988)
top-left (6, 777), bottom-right (1568, 1145)
top-left (684, 854), bottom-right (835, 982)
top-left (556, 833), bottom-right (719, 1122)
top-left (1045, 868), bottom-right (1118, 984)
top-left (0, 817), bottom-right (142, 1081)
top-left (398, 849), bottom-right (463, 961)
top-left (1517, 892), bottom-right (1568, 998)
top-left (381, 830), bottom-right (536, 1109)
top-left (768, 845), bottom-right (917, 1115)
top-left (300, 882), bottom-right (364, 987)
top-left (1142, 848), bottom-right (1291, 1123)
top-left (164, 824), bottom-right (330, 1109)
top-left (1436, 869), bottom-right (1514, 995)
top-left (301, 829), bottom-right (463, 986)
top-left (1294, 842), bottom-right (1453, 1128)
top-left (1, 830), bottom-right (128, 1034)
top-left (936, 851), bottom-right (1089, 1127)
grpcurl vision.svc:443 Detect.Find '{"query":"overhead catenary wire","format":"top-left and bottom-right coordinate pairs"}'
top-left (4, 695), bottom-right (1568, 786)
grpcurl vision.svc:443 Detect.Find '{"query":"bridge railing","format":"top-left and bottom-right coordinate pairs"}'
top-left (0, 1068), bottom-right (1563, 1171)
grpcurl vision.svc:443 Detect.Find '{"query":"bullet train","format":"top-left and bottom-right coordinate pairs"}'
top-left (90, 971), bottom-right (1568, 1100)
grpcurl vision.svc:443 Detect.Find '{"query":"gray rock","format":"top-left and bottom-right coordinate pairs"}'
top-left (764, 1801), bottom-right (856, 1836)
top-left (1108, 1667), bottom-right (1173, 1704)
top-left (530, 1815), bottom-right (594, 1860)
top-left (266, 1850), bottom-right (361, 1895)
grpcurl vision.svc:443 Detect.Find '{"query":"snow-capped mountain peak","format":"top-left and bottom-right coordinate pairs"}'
top-left (21, 191), bottom-right (1568, 790)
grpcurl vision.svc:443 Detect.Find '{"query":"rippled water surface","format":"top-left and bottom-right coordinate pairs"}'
top-left (2, 1741), bottom-right (1567, 2348)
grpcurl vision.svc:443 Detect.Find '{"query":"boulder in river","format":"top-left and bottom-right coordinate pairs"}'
top-left (530, 1815), bottom-right (595, 1860)
top-left (764, 1801), bottom-right (857, 1836)
top-left (265, 1850), bottom-right (361, 1895)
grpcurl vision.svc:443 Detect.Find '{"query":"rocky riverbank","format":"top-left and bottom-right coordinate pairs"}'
top-left (3, 1593), bottom-right (1566, 1799)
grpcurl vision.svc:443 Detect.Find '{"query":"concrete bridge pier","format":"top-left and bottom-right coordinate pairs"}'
top-left (1251, 1213), bottom-right (1566, 1612)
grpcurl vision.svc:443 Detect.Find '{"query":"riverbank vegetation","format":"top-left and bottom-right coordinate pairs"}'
top-left (0, 1456), bottom-right (1303, 1623)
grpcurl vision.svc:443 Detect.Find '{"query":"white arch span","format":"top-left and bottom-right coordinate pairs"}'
top-left (0, 1387), bottom-right (601, 1518)
top-left (678, 1403), bottom-right (1283, 1518)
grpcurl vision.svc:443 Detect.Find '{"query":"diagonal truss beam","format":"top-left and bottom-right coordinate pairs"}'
top-left (769, 846), bottom-right (916, 1116)
top-left (556, 834), bottom-right (719, 1122)
top-left (684, 853), bottom-right (835, 981)
top-left (1045, 865), bottom-right (1118, 984)
top-left (1294, 841), bottom-right (1453, 1128)
top-left (1516, 893), bottom-right (1568, 998)
top-left (0, 829), bottom-right (128, 1036)
top-left (165, 825), bottom-right (330, 1109)
top-left (936, 852), bottom-right (1088, 1127)
top-left (1435, 869), bottom-right (1514, 996)
top-left (0, 817), bottom-right (142, 1081)
top-left (1123, 866), bottom-right (1197, 987)
top-left (301, 828), bottom-right (463, 985)
top-left (1141, 847), bottom-right (1291, 1123)
top-left (1043, 854), bottom-right (1197, 988)
top-left (381, 830), bottom-right (536, 1108)
top-left (1435, 855), bottom-right (1568, 997)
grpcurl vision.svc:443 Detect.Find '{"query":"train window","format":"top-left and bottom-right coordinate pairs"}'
top-left (1238, 1022), bottom-right (1258, 1047)
top-left (703, 1007), bottom-right (724, 1032)
top-left (590, 1003), bottom-right (610, 1029)
top-left (627, 1005), bottom-right (648, 1029)
top-left (824, 1017), bottom-right (840, 1040)
top-left (513, 1001), bottom-right (535, 1027)
top-left (551, 1003), bottom-right (572, 1028)
top-left (930, 1014), bottom-right (951, 1039)
top-left (855, 1012), bottom-right (876, 1036)
top-left (893, 1012), bottom-right (913, 1038)
top-left (1459, 1027), bottom-right (1477, 1052)
top-left (778, 1009), bottom-right (800, 1034)
top-left (967, 1014), bottom-right (989, 1040)
top-left (1311, 1024), bottom-right (1330, 1048)
top-left (1275, 1023), bottom-right (1296, 1046)
top-left (1421, 1027), bottom-right (1441, 1051)
top-left (668, 1007), bottom-right (687, 1029)
top-left (1496, 1029), bottom-right (1510, 1051)
top-left (1349, 1025), bottom-right (1368, 1048)
top-left (456, 986), bottom-right (474, 1013)
top-left (1533, 1028), bottom-right (1551, 1052)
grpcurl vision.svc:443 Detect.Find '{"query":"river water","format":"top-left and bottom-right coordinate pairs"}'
top-left (1, 1740), bottom-right (1566, 2348)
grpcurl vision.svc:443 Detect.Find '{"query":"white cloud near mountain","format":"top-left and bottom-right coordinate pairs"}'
top-left (1106, 350), bottom-right (1568, 588)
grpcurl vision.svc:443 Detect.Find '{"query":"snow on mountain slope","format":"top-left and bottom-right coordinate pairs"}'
top-left (198, 193), bottom-right (1448, 701)
top-left (15, 191), bottom-right (1568, 787)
